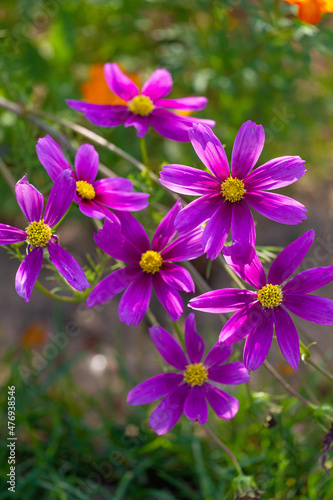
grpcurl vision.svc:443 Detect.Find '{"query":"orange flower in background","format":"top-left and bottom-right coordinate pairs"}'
top-left (285, 0), bottom-right (333, 24)
top-left (21, 321), bottom-right (48, 348)
top-left (80, 63), bottom-right (140, 105)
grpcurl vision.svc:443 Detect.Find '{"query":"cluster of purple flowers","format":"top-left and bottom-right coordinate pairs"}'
top-left (2, 63), bottom-right (333, 435)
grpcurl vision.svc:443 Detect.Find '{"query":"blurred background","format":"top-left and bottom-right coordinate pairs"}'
top-left (1, 1), bottom-right (333, 498)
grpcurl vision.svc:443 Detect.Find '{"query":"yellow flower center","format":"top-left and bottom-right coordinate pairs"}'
top-left (221, 177), bottom-right (245, 203)
top-left (183, 363), bottom-right (208, 386)
top-left (257, 284), bottom-right (283, 308)
top-left (26, 220), bottom-right (52, 247)
top-left (139, 250), bottom-right (163, 274)
top-left (76, 180), bottom-right (96, 200)
top-left (128, 95), bottom-right (154, 116)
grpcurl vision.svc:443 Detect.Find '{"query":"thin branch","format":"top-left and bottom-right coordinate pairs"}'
top-left (263, 359), bottom-right (314, 408)
top-left (204, 424), bottom-right (243, 474)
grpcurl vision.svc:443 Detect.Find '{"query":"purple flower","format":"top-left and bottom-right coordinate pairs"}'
top-left (36, 135), bottom-right (149, 220)
top-left (160, 121), bottom-right (307, 260)
top-left (66, 63), bottom-right (215, 142)
top-left (87, 200), bottom-right (204, 325)
top-left (189, 230), bottom-right (333, 371)
top-left (0, 172), bottom-right (90, 302)
top-left (127, 313), bottom-right (250, 435)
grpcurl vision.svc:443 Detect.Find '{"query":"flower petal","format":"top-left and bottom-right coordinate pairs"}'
top-left (245, 191), bottom-right (307, 225)
top-left (66, 100), bottom-right (130, 127)
top-left (202, 201), bottom-right (233, 260)
top-left (78, 200), bottom-right (105, 219)
top-left (113, 211), bottom-right (150, 254)
top-left (149, 109), bottom-right (214, 142)
top-left (149, 325), bottom-right (188, 370)
top-left (104, 63), bottom-right (139, 101)
top-left (15, 247), bottom-right (43, 302)
top-left (244, 156), bottom-right (306, 191)
top-left (0, 224), bottom-right (27, 244)
top-left (204, 384), bottom-right (239, 420)
top-left (149, 384), bottom-right (190, 435)
top-left (152, 199), bottom-right (181, 252)
top-left (161, 227), bottom-right (204, 262)
top-left (74, 144), bottom-right (99, 183)
top-left (86, 265), bottom-right (141, 308)
top-left (44, 170), bottom-right (76, 227)
top-left (243, 309), bottom-right (274, 371)
top-left (15, 174), bottom-right (44, 223)
top-left (208, 361), bottom-right (250, 385)
top-left (160, 164), bottom-right (221, 195)
top-left (95, 189), bottom-right (149, 212)
top-left (188, 124), bottom-right (230, 180)
top-left (174, 195), bottom-right (222, 234)
top-left (141, 68), bottom-right (173, 101)
top-left (231, 201), bottom-right (255, 247)
top-left (153, 273), bottom-right (184, 322)
top-left (231, 121), bottom-right (265, 179)
top-left (204, 344), bottom-right (233, 368)
top-left (189, 288), bottom-right (257, 313)
top-left (160, 263), bottom-right (195, 293)
top-left (218, 301), bottom-right (263, 345)
top-left (93, 177), bottom-right (133, 193)
top-left (282, 266), bottom-right (333, 294)
top-left (184, 313), bottom-right (205, 364)
top-left (283, 294), bottom-right (333, 326)
top-left (268, 230), bottom-right (315, 285)
top-left (47, 241), bottom-right (90, 291)
top-left (127, 373), bottom-right (183, 405)
top-left (118, 272), bottom-right (152, 326)
top-left (124, 114), bottom-right (149, 138)
top-left (273, 306), bottom-right (300, 370)
top-left (36, 135), bottom-right (72, 182)
top-left (184, 386), bottom-right (208, 424)
top-left (223, 240), bottom-right (266, 289)
top-left (94, 217), bottom-right (141, 262)
top-left (155, 96), bottom-right (207, 111)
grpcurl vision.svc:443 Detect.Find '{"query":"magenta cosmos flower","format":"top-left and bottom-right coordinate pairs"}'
top-left (189, 230), bottom-right (333, 371)
top-left (127, 314), bottom-right (250, 435)
top-left (66, 63), bottom-right (215, 142)
top-left (0, 172), bottom-right (90, 302)
top-left (36, 135), bottom-right (149, 220)
top-left (160, 121), bottom-right (307, 260)
top-left (87, 200), bottom-right (204, 325)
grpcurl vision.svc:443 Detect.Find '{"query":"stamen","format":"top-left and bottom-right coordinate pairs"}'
top-left (221, 177), bottom-right (245, 203)
top-left (76, 180), bottom-right (96, 200)
top-left (257, 284), bottom-right (283, 308)
top-left (139, 250), bottom-right (163, 274)
top-left (26, 220), bottom-right (52, 247)
top-left (183, 363), bottom-right (208, 386)
top-left (128, 95), bottom-right (154, 116)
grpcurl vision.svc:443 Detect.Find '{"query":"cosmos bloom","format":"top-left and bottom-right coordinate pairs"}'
top-left (0, 172), bottom-right (90, 302)
top-left (189, 230), bottom-right (333, 371)
top-left (284, 0), bottom-right (333, 24)
top-left (127, 314), bottom-right (250, 435)
top-left (36, 135), bottom-right (149, 220)
top-left (87, 200), bottom-right (204, 325)
top-left (66, 62), bottom-right (215, 142)
top-left (160, 122), bottom-right (307, 260)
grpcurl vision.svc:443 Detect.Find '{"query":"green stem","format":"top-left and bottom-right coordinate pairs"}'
top-left (263, 359), bottom-right (315, 408)
top-left (204, 425), bottom-right (243, 475)
top-left (140, 137), bottom-right (150, 169)
top-left (306, 358), bottom-right (333, 383)
top-left (34, 281), bottom-right (87, 303)
top-left (217, 255), bottom-right (246, 289)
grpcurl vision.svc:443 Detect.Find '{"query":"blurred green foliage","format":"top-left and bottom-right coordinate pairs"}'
top-left (1, 0), bottom-right (333, 498)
